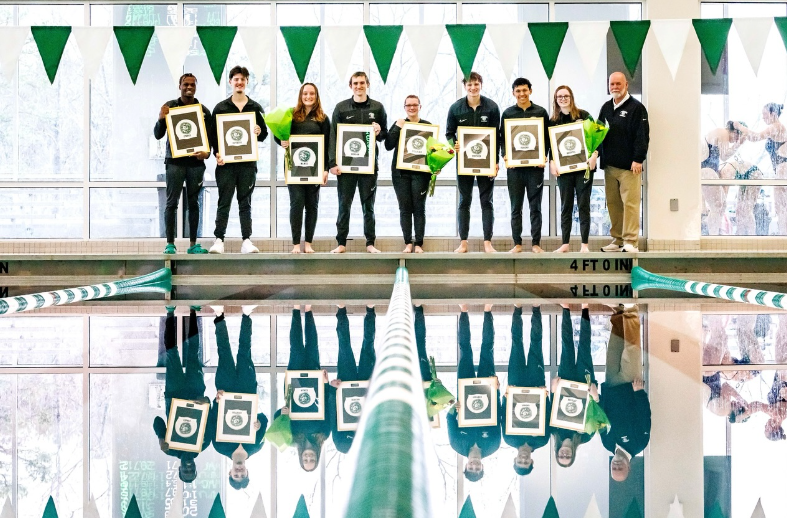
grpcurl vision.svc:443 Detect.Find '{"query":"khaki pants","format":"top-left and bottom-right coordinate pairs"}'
top-left (604, 165), bottom-right (641, 246)
top-left (605, 307), bottom-right (642, 387)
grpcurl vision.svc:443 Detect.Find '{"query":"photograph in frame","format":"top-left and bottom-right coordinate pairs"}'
top-left (457, 127), bottom-right (496, 176)
top-left (336, 380), bottom-right (370, 432)
top-left (457, 377), bottom-right (498, 427)
top-left (286, 134), bottom-right (324, 185)
top-left (285, 370), bottom-right (325, 421)
top-left (504, 118), bottom-right (545, 167)
top-left (164, 398), bottom-right (210, 453)
top-left (548, 121), bottom-right (589, 175)
top-left (549, 379), bottom-right (590, 432)
top-left (337, 123), bottom-right (375, 174)
top-left (216, 112), bottom-right (258, 163)
top-left (423, 381), bottom-right (440, 429)
top-left (216, 392), bottom-right (259, 444)
top-left (396, 122), bottom-right (440, 173)
top-left (505, 387), bottom-right (547, 436)
top-left (166, 104), bottom-right (210, 159)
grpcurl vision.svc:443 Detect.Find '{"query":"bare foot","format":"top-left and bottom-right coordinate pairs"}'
top-left (484, 303), bottom-right (494, 312)
top-left (367, 245), bottom-right (381, 254)
top-left (532, 245), bottom-right (544, 253)
top-left (560, 303), bottom-right (570, 310)
top-left (367, 304), bottom-right (374, 309)
top-left (582, 303), bottom-right (589, 310)
top-left (304, 242), bottom-right (315, 254)
top-left (414, 245), bottom-right (424, 254)
top-left (337, 304), bottom-right (345, 309)
top-left (455, 240), bottom-right (469, 253)
top-left (484, 241), bottom-right (497, 253)
top-left (291, 244), bottom-right (301, 254)
top-left (403, 244), bottom-right (413, 253)
top-left (331, 245), bottom-right (346, 254)
top-left (509, 244), bottom-right (523, 253)
top-left (294, 305), bottom-right (301, 310)
top-left (554, 244), bottom-right (570, 253)
top-left (305, 304), bottom-right (312, 312)
top-left (580, 244), bottom-right (590, 253)
top-left (459, 303), bottom-right (468, 313)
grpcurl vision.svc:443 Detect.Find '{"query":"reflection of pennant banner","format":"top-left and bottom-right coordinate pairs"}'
top-left (623, 499), bottom-right (643, 518)
top-left (569, 21), bottom-right (610, 77)
top-left (500, 494), bottom-right (517, 518)
top-left (458, 496), bottom-right (477, 518)
top-left (364, 25), bottom-right (403, 83)
top-left (403, 25), bottom-right (444, 83)
top-left (541, 496), bottom-right (560, 518)
top-left (609, 20), bottom-right (650, 76)
top-left (1, 499), bottom-right (15, 518)
top-left (280, 26), bottom-right (321, 83)
top-left (156, 26), bottom-right (197, 86)
top-left (238, 26), bottom-right (275, 77)
top-left (31, 26), bottom-right (71, 84)
top-left (41, 497), bottom-right (59, 518)
top-left (196, 26), bottom-right (237, 84)
top-left (666, 495), bottom-right (685, 518)
top-left (250, 493), bottom-right (268, 518)
top-left (583, 494), bottom-right (602, 518)
top-left (292, 495), bottom-right (311, 518)
top-left (651, 19), bottom-right (692, 81)
top-left (0, 26), bottom-right (29, 81)
top-left (72, 27), bottom-right (112, 81)
top-left (113, 26), bottom-right (155, 84)
top-left (750, 498), bottom-right (766, 518)
top-left (733, 17), bottom-right (773, 76)
top-left (487, 23), bottom-right (528, 79)
top-left (529, 22), bottom-right (569, 79)
top-left (692, 18), bottom-right (733, 75)
top-left (166, 480), bottom-right (184, 518)
top-left (83, 495), bottom-right (101, 518)
top-left (207, 495), bottom-right (226, 518)
top-left (322, 25), bottom-right (361, 81)
top-left (445, 24), bottom-right (486, 80)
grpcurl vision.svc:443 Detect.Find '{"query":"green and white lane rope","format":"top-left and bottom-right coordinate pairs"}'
top-left (0, 268), bottom-right (172, 315)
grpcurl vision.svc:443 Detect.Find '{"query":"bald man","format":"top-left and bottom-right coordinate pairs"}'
top-left (597, 72), bottom-right (649, 253)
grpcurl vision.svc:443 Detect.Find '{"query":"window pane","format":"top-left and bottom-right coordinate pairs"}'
top-left (201, 186), bottom-right (271, 238)
top-left (0, 317), bottom-right (83, 366)
top-left (702, 184), bottom-right (783, 236)
top-left (90, 316), bottom-right (163, 367)
top-left (90, 188), bottom-right (166, 238)
top-left (0, 188), bottom-right (83, 239)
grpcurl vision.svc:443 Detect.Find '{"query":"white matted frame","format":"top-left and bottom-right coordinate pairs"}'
top-left (505, 387), bottom-right (547, 436)
top-left (336, 380), bottom-right (369, 431)
top-left (165, 104), bottom-right (210, 159)
top-left (216, 112), bottom-right (259, 164)
top-left (285, 370), bottom-right (325, 421)
top-left (457, 126), bottom-right (496, 176)
top-left (549, 379), bottom-right (590, 432)
top-left (286, 134), bottom-right (325, 185)
top-left (548, 121), bottom-right (589, 175)
top-left (336, 123), bottom-right (376, 174)
top-left (457, 377), bottom-right (498, 427)
top-left (216, 392), bottom-right (259, 444)
top-left (165, 398), bottom-right (210, 453)
top-left (396, 122), bottom-right (440, 173)
top-left (504, 118), bottom-right (545, 168)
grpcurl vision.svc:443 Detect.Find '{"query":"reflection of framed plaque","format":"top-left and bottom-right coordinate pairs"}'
top-left (457, 377), bottom-right (498, 427)
top-left (216, 392), bottom-right (258, 444)
top-left (336, 123), bottom-right (375, 174)
top-left (396, 122), bottom-right (440, 172)
top-left (216, 112), bottom-right (258, 163)
top-left (548, 122), bottom-right (589, 175)
top-left (550, 379), bottom-right (589, 432)
top-left (285, 370), bottom-right (325, 421)
top-left (505, 387), bottom-right (547, 436)
top-left (166, 104), bottom-right (210, 158)
top-left (458, 127), bottom-right (496, 176)
top-left (286, 134), bottom-right (324, 185)
top-left (165, 398), bottom-right (210, 452)
top-left (504, 118), bottom-right (545, 167)
top-left (423, 381), bottom-right (440, 428)
top-left (336, 380), bottom-right (369, 431)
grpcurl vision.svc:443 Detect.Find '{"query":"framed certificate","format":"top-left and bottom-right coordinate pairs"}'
top-left (457, 127), bottom-right (496, 176)
top-left (504, 118), bottom-right (545, 167)
top-left (549, 379), bottom-right (590, 432)
top-left (216, 112), bottom-right (258, 163)
top-left (285, 370), bottom-right (325, 421)
top-left (166, 104), bottom-right (210, 158)
top-left (286, 134), bottom-right (325, 185)
top-left (336, 380), bottom-right (369, 431)
top-left (165, 398), bottom-right (210, 453)
top-left (505, 387), bottom-right (547, 436)
top-left (423, 381), bottom-right (440, 429)
top-left (457, 377), bottom-right (498, 427)
top-left (336, 123), bottom-right (375, 174)
top-left (548, 121), bottom-right (589, 175)
top-left (216, 392), bottom-right (259, 444)
top-left (396, 122), bottom-right (440, 173)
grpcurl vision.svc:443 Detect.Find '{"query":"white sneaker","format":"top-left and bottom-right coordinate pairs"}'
top-left (621, 243), bottom-right (639, 253)
top-left (241, 239), bottom-right (259, 254)
top-left (600, 242), bottom-right (623, 252)
top-left (210, 305), bottom-right (224, 316)
top-left (209, 238), bottom-right (224, 254)
top-left (242, 305), bottom-right (258, 316)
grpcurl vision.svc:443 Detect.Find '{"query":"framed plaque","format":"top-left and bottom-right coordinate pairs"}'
top-left (504, 118), bottom-right (545, 168)
top-left (549, 379), bottom-right (590, 432)
top-left (336, 123), bottom-right (375, 174)
top-left (216, 392), bottom-right (259, 444)
top-left (216, 112), bottom-right (258, 163)
top-left (396, 122), bottom-right (440, 173)
top-left (286, 134), bottom-right (325, 185)
top-left (548, 121), bottom-right (589, 175)
top-left (505, 387), bottom-right (547, 436)
top-left (336, 380), bottom-right (369, 431)
top-left (423, 381), bottom-right (440, 429)
top-left (166, 104), bottom-right (210, 158)
top-left (285, 370), bottom-right (325, 421)
top-left (457, 127), bottom-right (496, 176)
top-left (164, 398), bottom-right (210, 453)
top-left (457, 377), bottom-right (498, 427)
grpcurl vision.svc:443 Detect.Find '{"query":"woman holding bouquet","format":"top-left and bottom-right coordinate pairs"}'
top-left (549, 86), bottom-right (596, 253)
top-left (276, 83), bottom-right (331, 253)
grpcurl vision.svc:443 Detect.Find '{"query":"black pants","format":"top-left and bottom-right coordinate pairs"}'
top-left (557, 170), bottom-right (594, 244)
top-left (214, 314), bottom-right (257, 394)
top-left (214, 164), bottom-right (257, 240)
top-left (508, 306), bottom-right (545, 387)
top-left (414, 305), bottom-right (431, 382)
top-left (392, 170), bottom-right (430, 246)
top-left (336, 172), bottom-right (377, 246)
top-left (288, 309), bottom-right (320, 370)
top-left (164, 310), bottom-right (206, 400)
top-left (164, 164), bottom-right (205, 243)
top-left (507, 168), bottom-right (543, 246)
top-left (558, 307), bottom-right (596, 385)
top-left (457, 311), bottom-right (495, 379)
top-left (288, 184), bottom-right (320, 244)
top-left (457, 174), bottom-right (495, 241)
top-left (336, 306), bottom-right (376, 382)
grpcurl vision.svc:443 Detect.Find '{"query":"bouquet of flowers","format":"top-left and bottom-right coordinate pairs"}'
top-left (582, 117), bottom-right (609, 181)
top-left (264, 386), bottom-right (293, 452)
top-left (265, 106), bottom-right (294, 171)
top-left (425, 356), bottom-right (455, 417)
top-left (425, 137), bottom-right (456, 197)
top-left (583, 374), bottom-right (610, 434)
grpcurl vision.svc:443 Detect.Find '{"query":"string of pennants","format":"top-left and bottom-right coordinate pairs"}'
top-left (3, 18), bottom-right (787, 86)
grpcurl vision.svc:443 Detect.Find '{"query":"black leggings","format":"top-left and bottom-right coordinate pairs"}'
top-left (288, 184), bottom-right (320, 244)
top-left (392, 170), bottom-right (430, 246)
top-left (557, 170), bottom-right (594, 244)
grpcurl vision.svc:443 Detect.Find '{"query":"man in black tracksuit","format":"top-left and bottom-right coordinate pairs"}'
top-left (499, 78), bottom-right (551, 254)
top-left (328, 71), bottom-right (388, 254)
top-left (446, 72), bottom-right (501, 254)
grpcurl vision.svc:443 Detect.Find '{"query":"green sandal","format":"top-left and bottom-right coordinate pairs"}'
top-left (187, 244), bottom-right (209, 254)
top-left (163, 243), bottom-right (177, 254)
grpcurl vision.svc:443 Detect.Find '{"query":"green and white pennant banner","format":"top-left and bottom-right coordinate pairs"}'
top-left (196, 26), bottom-right (237, 84)
top-left (156, 26), bottom-right (196, 85)
top-left (364, 25), bottom-right (403, 83)
top-left (651, 19), bottom-right (692, 80)
top-left (0, 26), bottom-right (29, 81)
top-left (113, 26), bottom-right (155, 84)
top-left (529, 22), bottom-right (569, 79)
top-left (693, 18), bottom-right (733, 75)
top-left (403, 24), bottom-right (444, 83)
top-left (322, 25), bottom-right (361, 81)
top-left (445, 24), bottom-right (486, 80)
top-left (238, 27), bottom-right (275, 77)
top-left (280, 26), bottom-right (321, 83)
top-left (31, 26), bottom-right (71, 83)
top-left (733, 17), bottom-right (773, 76)
top-left (487, 24), bottom-right (529, 79)
top-left (569, 21), bottom-right (610, 77)
top-left (72, 26), bottom-right (112, 81)
top-left (609, 20), bottom-right (651, 76)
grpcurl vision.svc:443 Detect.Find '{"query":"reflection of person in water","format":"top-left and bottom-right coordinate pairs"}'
top-left (765, 371), bottom-right (787, 441)
top-left (208, 306), bottom-right (268, 490)
top-left (703, 315), bottom-right (762, 383)
top-left (701, 123), bottom-right (746, 235)
top-left (330, 305), bottom-right (376, 454)
top-left (501, 305), bottom-right (550, 476)
top-left (414, 304), bottom-right (432, 383)
top-left (152, 307), bottom-right (215, 483)
top-left (448, 304), bottom-right (501, 482)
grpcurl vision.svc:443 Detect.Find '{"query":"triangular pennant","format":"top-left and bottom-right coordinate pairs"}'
top-left (708, 501), bottom-right (726, 518)
top-left (321, 25), bottom-right (361, 82)
top-left (692, 18), bottom-right (733, 75)
top-left (541, 496), bottom-right (560, 518)
top-left (775, 18), bottom-right (787, 54)
top-left (1, 499), bottom-right (14, 518)
top-left (624, 499), bottom-right (643, 518)
top-left (0, 26), bottom-right (29, 80)
top-left (196, 26), bottom-right (237, 84)
top-left (250, 493), bottom-right (268, 518)
top-left (458, 496), bottom-right (477, 518)
top-left (528, 22), bottom-right (569, 79)
top-left (666, 495), bottom-right (684, 518)
top-left (733, 18), bottom-right (773, 76)
top-left (487, 24), bottom-right (529, 79)
top-left (208, 495), bottom-right (226, 518)
top-left (238, 27), bottom-right (275, 77)
top-left (750, 498), bottom-right (766, 518)
top-left (403, 25), bottom-right (444, 83)
top-left (583, 494), bottom-right (602, 518)
top-left (651, 19), bottom-right (692, 80)
top-left (569, 21), bottom-right (610, 77)
top-left (500, 494), bottom-right (517, 518)
top-left (166, 479), bottom-right (183, 518)
top-left (84, 495), bottom-right (101, 518)
top-left (156, 26), bottom-right (197, 86)
top-left (124, 496), bottom-right (143, 518)
top-left (280, 26), bottom-right (321, 83)
top-left (41, 497), bottom-right (58, 518)
top-left (445, 24), bottom-right (486, 80)
top-left (364, 25), bottom-right (403, 83)
top-left (113, 26), bottom-right (155, 84)
top-left (31, 26), bottom-right (71, 84)
top-left (609, 20), bottom-right (651, 76)
top-left (292, 495), bottom-right (310, 518)
top-left (72, 27), bottom-right (112, 81)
